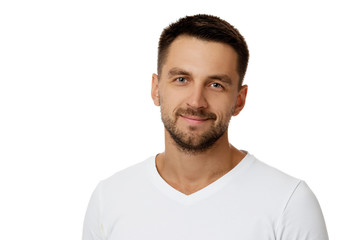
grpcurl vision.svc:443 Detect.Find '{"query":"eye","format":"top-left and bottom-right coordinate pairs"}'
top-left (175, 77), bottom-right (187, 83)
top-left (210, 82), bottom-right (223, 89)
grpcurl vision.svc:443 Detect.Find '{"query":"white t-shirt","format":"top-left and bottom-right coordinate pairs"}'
top-left (83, 153), bottom-right (328, 240)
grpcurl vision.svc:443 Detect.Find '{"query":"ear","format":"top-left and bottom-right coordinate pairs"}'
top-left (233, 85), bottom-right (248, 116)
top-left (151, 73), bottom-right (160, 106)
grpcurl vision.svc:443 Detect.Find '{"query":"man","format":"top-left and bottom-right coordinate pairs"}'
top-left (83, 14), bottom-right (328, 240)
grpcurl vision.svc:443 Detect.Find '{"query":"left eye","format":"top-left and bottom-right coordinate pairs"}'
top-left (211, 82), bottom-right (223, 88)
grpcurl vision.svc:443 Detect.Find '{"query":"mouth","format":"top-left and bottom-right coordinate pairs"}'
top-left (175, 108), bottom-right (217, 126)
top-left (180, 115), bottom-right (210, 125)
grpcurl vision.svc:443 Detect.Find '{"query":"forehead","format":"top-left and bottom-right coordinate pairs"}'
top-left (162, 35), bottom-right (239, 80)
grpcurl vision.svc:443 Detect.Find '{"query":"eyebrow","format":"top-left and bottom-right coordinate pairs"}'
top-left (167, 67), bottom-right (233, 86)
top-left (208, 74), bottom-right (233, 86)
top-left (168, 68), bottom-right (192, 78)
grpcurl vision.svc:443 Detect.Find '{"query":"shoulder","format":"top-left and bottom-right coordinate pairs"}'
top-left (245, 154), bottom-right (302, 191)
top-left (244, 155), bottom-right (328, 239)
top-left (97, 156), bottom-right (155, 195)
top-left (237, 154), bottom-right (306, 214)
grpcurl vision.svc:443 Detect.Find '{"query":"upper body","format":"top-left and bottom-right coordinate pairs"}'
top-left (83, 153), bottom-right (328, 240)
top-left (83, 14), bottom-right (328, 239)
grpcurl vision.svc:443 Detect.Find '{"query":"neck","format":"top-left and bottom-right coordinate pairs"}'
top-left (156, 130), bottom-right (246, 195)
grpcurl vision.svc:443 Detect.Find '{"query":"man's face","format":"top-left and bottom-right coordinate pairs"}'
top-left (152, 35), bottom-right (247, 153)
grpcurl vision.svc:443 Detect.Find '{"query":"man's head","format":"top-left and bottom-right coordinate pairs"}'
top-left (152, 15), bottom-right (249, 154)
top-left (157, 14), bottom-right (249, 89)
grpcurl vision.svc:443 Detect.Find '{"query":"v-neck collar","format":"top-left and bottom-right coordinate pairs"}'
top-left (147, 153), bottom-right (254, 205)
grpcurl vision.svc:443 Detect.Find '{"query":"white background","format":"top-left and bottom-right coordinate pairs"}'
top-left (1, 0), bottom-right (359, 239)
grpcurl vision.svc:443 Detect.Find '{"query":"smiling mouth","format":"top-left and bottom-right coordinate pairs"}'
top-left (180, 115), bottom-right (210, 125)
top-left (175, 108), bottom-right (217, 125)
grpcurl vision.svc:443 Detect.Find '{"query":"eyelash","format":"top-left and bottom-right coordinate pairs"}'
top-left (210, 82), bottom-right (223, 89)
top-left (175, 77), bottom-right (187, 83)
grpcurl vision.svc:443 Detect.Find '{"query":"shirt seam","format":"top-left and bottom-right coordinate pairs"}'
top-left (274, 180), bottom-right (303, 234)
top-left (98, 181), bottom-right (106, 239)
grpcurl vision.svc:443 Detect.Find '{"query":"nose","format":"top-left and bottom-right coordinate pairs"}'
top-left (186, 84), bottom-right (208, 109)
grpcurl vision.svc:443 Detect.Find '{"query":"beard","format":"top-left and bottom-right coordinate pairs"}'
top-left (161, 106), bottom-right (232, 154)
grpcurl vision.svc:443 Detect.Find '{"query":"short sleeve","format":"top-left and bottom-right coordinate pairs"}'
top-left (82, 183), bottom-right (105, 240)
top-left (276, 181), bottom-right (329, 240)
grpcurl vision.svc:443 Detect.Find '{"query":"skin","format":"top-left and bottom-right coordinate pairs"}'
top-left (151, 35), bottom-right (248, 195)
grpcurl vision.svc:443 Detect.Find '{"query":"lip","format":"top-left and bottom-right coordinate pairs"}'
top-left (180, 115), bottom-right (209, 125)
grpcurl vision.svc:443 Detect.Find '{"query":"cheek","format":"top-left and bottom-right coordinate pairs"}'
top-left (159, 94), bottom-right (180, 117)
top-left (160, 90), bottom-right (185, 108)
top-left (211, 99), bottom-right (237, 120)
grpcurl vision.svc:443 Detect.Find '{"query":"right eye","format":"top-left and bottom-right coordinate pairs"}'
top-left (175, 77), bottom-right (187, 84)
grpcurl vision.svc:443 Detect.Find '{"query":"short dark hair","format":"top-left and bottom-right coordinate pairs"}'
top-left (157, 14), bottom-right (249, 89)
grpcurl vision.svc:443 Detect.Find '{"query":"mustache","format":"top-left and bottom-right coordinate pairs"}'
top-left (175, 108), bottom-right (217, 120)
